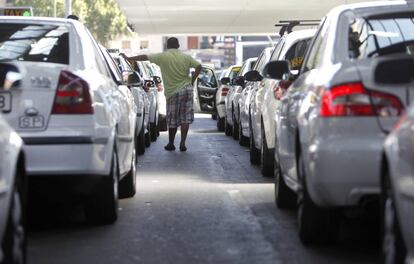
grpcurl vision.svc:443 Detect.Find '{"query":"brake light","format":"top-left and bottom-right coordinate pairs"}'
top-left (273, 80), bottom-right (291, 100)
top-left (51, 71), bottom-right (93, 114)
top-left (221, 87), bottom-right (229, 96)
top-left (157, 83), bottom-right (163, 92)
top-left (320, 82), bottom-right (403, 117)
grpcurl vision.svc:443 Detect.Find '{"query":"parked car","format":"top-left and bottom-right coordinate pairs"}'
top-left (150, 63), bottom-right (168, 133)
top-left (0, 65), bottom-right (27, 263)
top-left (0, 16), bottom-right (137, 224)
top-left (193, 65), bottom-right (219, 115)
top-left (216, 65), bottom-right (241, 131)
top-left (135, 60), bottom-right (160, 143)
top-left (257, 29), bottom-right (315, 177)
top-left (264, 1), bottom-right (414, 243)
top-left (111, 54), bottom-right (150, 155)
top-left (377, 55), bottom-right (414, 264)
top-left (227, 58), bottom-right (259, 143)
top-left (242, 48), bottom-right (274, 165)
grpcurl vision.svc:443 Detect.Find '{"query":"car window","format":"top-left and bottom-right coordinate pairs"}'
top-left (349, 13), bottom-right (414, 59)
top-left (198, 68), bottom-right (217, 88)
top-left (303, 18), bottom-right (328, 72)
top-left (83, 28), bottom-right (112, 77)
top-left (284, 38), bottom-right (312, 70)
top-left (229, 66), bottom-right (241, 79)
top-left (101, 47), bottom-right (122, 83)
top-left (270, 37), bottom-right (286, 61)
top-left (0, 23), bottom-right (69, 64)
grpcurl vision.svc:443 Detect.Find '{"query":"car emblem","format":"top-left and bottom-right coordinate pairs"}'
top-left (25, 107), bottom-right (39, 116)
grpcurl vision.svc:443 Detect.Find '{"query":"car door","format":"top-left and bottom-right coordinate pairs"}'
top-left (194, 66), bottom-right (219, 114)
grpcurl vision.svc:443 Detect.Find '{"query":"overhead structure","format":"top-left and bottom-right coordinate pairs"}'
top-left (115, 0), bottom-right (373, 35)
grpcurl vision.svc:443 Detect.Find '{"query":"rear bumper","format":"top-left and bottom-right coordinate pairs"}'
top-left (305, 135), bottom-right (383, 207)
top-left (22, 137), bottom-right (112, 176)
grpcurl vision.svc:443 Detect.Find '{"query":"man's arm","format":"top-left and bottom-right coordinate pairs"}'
top-left (192, 64), bottom-right (202, 85)
top-left (120, 53), bottom-right (149, 62)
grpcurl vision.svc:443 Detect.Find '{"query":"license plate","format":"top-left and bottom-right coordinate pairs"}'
top-left (0, 92), bottom-right (11, 113)
top-left (19, 115), bottom-right (44, 129)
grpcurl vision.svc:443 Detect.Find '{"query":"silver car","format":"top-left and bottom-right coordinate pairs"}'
top-left (0, 66), bottom-right (26, 263)
top-left (376, 55), bottom-right (414, 264)
top-left (0, 17), bottom-right (137, 224)
top-left (264, 1), bottom-right (414, 243)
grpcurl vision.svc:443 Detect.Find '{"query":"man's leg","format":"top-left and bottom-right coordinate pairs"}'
top-left (180, 123), bottom-right (189, 149)
top-left (169, 127), bottom-right (178, 145)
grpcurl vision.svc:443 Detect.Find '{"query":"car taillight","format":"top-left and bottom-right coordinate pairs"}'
top-left (320, 82), bottom-right (403, 117)
top-left (157, 83), bottom-right (163, 92)
top-left (221, 87), bottom-right (229, 96)
top-left (51, 71), bottom-right (93, 114)
top-left (273, 80), bottom-right (291, 100)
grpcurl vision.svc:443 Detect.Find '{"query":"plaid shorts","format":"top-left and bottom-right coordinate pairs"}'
top-left (166, 84), bottom-right (194, 128)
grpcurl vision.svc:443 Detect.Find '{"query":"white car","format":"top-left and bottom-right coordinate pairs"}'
top-left (242, 48), bottom-right (274, 165)
top-left (258, 29), bottom-right (315, 176)
top-left (228, 58), bottom-right (258, 143)
top-left (193, 65), bottom-right (219, 116)
top-left (136, 61), bottom-right (160, 142)
top-left (0, 17), bottom-right (137, 224)
top-left (112, 54), bottom-right (149, 155)
top-left (149, 63), bottom-right (167, 133)
top-left (0, 105), bottom-right (26, 262)
top-left (216, 65), bottom-right (241, 131)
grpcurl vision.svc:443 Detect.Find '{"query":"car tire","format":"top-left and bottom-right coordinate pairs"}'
top-left (225, 116), bottom-right (232, 136)
top-left (274, 160), bottom-right (296, 209)
top-left (249, 116), bottom-right (260, 165)
top-left (260, 125), bottom-right (274, 177)
top-left (85, 149), bottom-right (119, 225)
top-left (217, 117), bottom-right (225, 132)
top-left (238, 114), bottom-right (249, 147)
top-left (232, 112), bottom-right (239, 140)
top-left (150, 122), bottom-right (157, 142)
top-left (2, 161), bottom-right (26, 264)
top-left (297, 153), bottom-right (339, 244)
top-left (212, 114), bottom-right (217, 120)
top-left (137, 120), bottom-right (146, 155)
top-left (382, 165), bottom-right (406, 264)
top-left (119, 147), bottom-right (136, 199)
top-left (145, 129), bottom-right (151, 148)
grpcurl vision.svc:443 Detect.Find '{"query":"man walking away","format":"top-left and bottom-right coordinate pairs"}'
top-left (121, 37), bottom-right (201, 152)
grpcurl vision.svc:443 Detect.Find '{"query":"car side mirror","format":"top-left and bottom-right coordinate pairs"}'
top-left (0, 63), bottom-right (22, 90)
top-left (123, 70), bottom-right (142, 87)
top-left (262, 60), bottom-right (290, 80)
top-left (244, 70), bottom-right (263, 82)
top-left (232, 76), bottom-right (245, 87)
top-left (221, 77), bottom-right (231, 85)
top-left (374, 56), bottom-right (414, 84)
top-left (153, 76), bottom-right (162, 84)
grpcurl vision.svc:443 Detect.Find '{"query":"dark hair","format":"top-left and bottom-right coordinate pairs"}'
top-left (167, 37), bottom-right (180, 49)
top-left (67, 15), bottom-right (79, 20)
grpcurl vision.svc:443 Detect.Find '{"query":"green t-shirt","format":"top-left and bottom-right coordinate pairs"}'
top-left (148, 49), bottom-right (200, 98)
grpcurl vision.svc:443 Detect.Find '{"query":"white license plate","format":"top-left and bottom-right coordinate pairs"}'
top-left (19, 115), bottom-right (44, 129)
top-left (0, 92), bottom-right (11, 112)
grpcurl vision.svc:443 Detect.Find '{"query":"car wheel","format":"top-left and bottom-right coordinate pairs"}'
top-left (382, 167), bottom-right (406, 264)
top-left (260, 126), bottom-right (274, 177)
top-left (232, 112), bottom-right (239, 140)
top-left (249, 116), bottom-right (260, 165)
top-left (212, 114), bottom-right (217, 120)
top-left (150, 122), bottom-right (157, 142)
top-left (2, 162), bottom-right (26, 264)
top-left (137, 120), bottom-right (146, 155)
top-left (217, 117), bottom-right (225, 132)
top-left (119, 146), bottom-right (137, 199)
top-left (145, 128), bottom-right (151, 148)
top-left (297, 153), bottom-right (339, 244)
top-left (86, 148), bottom-right (119, 225)
top-left (274, 159), bottom-right (296, 209)
top-left (225, 116), bottom-right (232, 136)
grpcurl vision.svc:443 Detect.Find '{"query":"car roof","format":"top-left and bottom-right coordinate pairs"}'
top-left (0, 16), bottom-right (78, 25)
top-left (328, 0), bottom-right (409, 18)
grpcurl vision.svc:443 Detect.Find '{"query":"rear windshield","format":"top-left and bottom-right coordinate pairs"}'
top-left (349, 13), bottom-right (414, 59)
top-left (0, 23), bottom-right (69, 64)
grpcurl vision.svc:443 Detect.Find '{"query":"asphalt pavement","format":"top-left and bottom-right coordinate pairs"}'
top-left (28, 114), bottom-right (380, 264)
